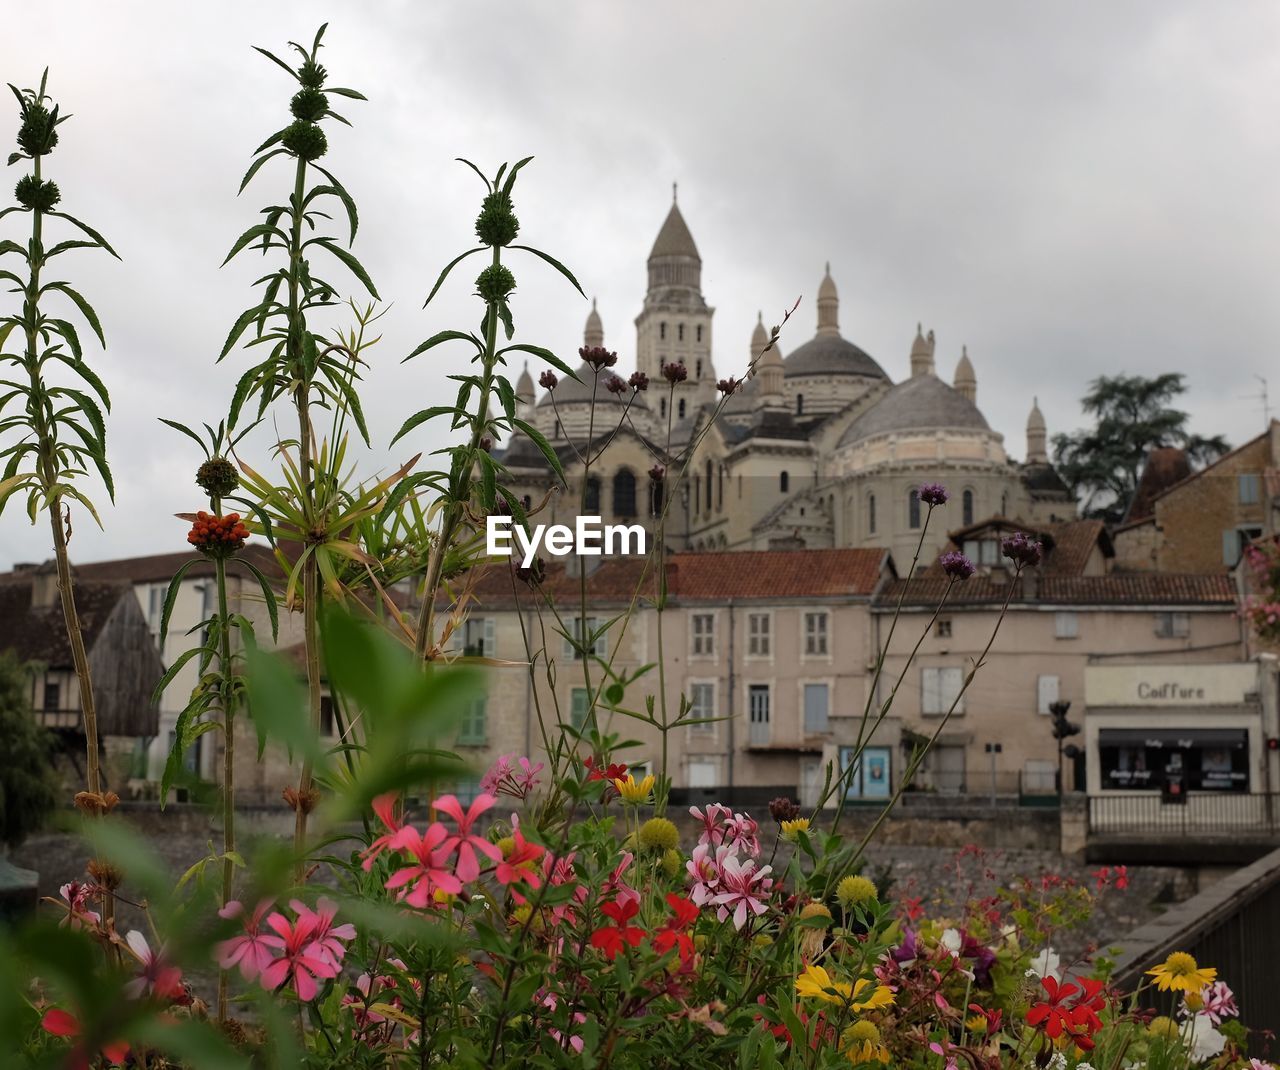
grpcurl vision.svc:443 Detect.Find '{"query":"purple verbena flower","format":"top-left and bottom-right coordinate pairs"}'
top-left (1001, 531), bottom-right (1043, 569)
top-left (918, 483), bottom-right (949, 507)
top-left (579, 346), bottom-right (617, 369)
top-left (649, 465), bottom-right (665, 482)
top-left (538, 370), bottom-right (557, 390)
top-left (629, 371), bottom-right (649, 391)
top-left (661, 360), bottom-right (688, 384)
top-left (604, 375), bottom-right (627, 395)
top-left (717, 377), bottom-right (739, 396)
top-left (939, 551), bottom-right (975, 580)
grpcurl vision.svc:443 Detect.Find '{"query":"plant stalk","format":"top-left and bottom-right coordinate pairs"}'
top-left (214, 549), bottom-right (235, 1022)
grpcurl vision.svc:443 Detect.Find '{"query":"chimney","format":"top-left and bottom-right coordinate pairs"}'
top-left (32, 560), bottom-right (60, 609)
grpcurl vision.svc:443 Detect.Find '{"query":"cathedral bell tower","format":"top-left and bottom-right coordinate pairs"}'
top-left (634, 185), bottom-right (716, 415)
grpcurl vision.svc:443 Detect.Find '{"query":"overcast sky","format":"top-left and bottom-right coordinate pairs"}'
top-left (1, 1), bottom-right (1277, 570)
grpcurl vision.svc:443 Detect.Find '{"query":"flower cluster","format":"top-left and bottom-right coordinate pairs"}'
top-left (579, 345), bottom-right (617, 369)
top-left (216, 897), bottom-right (354, 1001)
top-left (1000, 530), bottom-right (1043, 568)
top-left (939, 550), bottom-right (975, 580)
top-left (661, 359), bottom-right (688, 384)
top-left (918, 482), bottom-right (949, 506)
top-left (480, 753), bottom-right (544, 800)
top-left (186, 511), bottom-right (250, 558)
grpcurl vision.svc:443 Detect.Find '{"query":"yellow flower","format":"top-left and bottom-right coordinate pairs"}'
top-left (661, 848), bottom-right (683, 878)
top-left (638, 817), bottom-right (679, 851)
top-left (1147, 1015), bottom-right (1180, 1040)
top-left (800, 902), bottom-right (833, 927)
top-left (1147, 952), bottom-right (1217, 993)
top-left (836, 875), bottom-right (878, 910)
top-left (1183, 989), bottom-right (1205, 1013)
top-left (795, 964), bottom-right (894, 1011)
top-left (841, 1020), bottom-right (890, 1064)
top-left (781, 817), bottom-right (811, 842)
top-left (613, 773), bottom-right (655, 804)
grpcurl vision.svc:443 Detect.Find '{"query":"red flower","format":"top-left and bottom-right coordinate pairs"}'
top-left (1112, 865), bottom-right (1129, 890)
top-left (187, 511), bottom-right (250, 559)
top-left (653, 893), bottom-right (698, 961)
top-left (432, 793), bottom-right (503, 883)
top-left (968, 1002), bottom-right (1003, 1036)
top-left (900, 895), bottom-right (924, 922)
top-left (41, 1008), bottom-right (130, 1068)
top-left (589, 896), bottom-right (645, 959)
top-left (1027, 976), bottom-right (1106, 1051)
top-left (497, 819), bottom-right (545, 891)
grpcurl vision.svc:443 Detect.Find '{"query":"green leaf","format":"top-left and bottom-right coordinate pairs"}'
top-left (313, 165), bottom-right (358, 242)
top-left (48, 318), bottom-right (82, 360)
top-left (238, 146), bottom-right (287, 193)
top-left (313, 237), bottom-right (379, 299)
top-left (158, 418), bottom-right (208, 455)
top-left (42, 282), bottom-right (105, 346)
top-left (403, 329), bottom-right (481, 363)
top-left (390, 406), bottom-right (455, 446)
top-left (43, 238), bottom-right (97, 259)
top-left (221, 222), bottom-right (285, 266)
top-left (455, 157), bottom-right (493, 192)
top-left (46, 211), bottom-right (119, 259)
top-left (245, 645), bottom-right (325, 764)
top-left (156, 558), bottom-right (198, 649)
top-left (422, 247), bottom-right (485, 307)
top-left (151, 645), bottom-right (214, 705)
top-left (496, 343), bottom-right (580, 382)
top-left (510, 244), bottom-right (585, 297)
top-left (512, 418), bottom-right (564, 481)
top-left (251, 45), bottom-right (300, 80)
top-left (500, 155), bottom-right (534, 196)
top-left (234, 557), bottom-right (279, 643)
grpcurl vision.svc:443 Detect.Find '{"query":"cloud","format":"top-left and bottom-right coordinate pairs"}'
top-left (1, 0), bottom-right (1275, 568)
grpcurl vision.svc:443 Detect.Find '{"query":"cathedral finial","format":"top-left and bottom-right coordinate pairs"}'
top-left (672, 181), bottom-right (678, 203)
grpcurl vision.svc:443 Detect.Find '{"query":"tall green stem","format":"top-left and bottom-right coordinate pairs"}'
top-left (413, 247), bottom-right (502, 661)
top-left (214, 548), bottom-right (235, 1021)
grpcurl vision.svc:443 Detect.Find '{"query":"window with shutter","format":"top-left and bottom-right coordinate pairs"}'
top-left (570, 688), bottom-right (589, 730)
top-left (1037, 674), bottom-right (1060, 715)
top-left (803, 683), bottom-right (829, 733)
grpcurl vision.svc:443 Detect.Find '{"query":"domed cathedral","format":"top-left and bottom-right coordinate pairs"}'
top-left (496, 193), bottom-right (1075, 560)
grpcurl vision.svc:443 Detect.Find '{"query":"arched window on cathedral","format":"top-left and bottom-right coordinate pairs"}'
top-left (962, 489), bottom-right (974, 526)
top-left (696, 325), bottom-right (703, 343)
top-left (649, 472), bottom-right (664, 517)
top-left (660, 397), bottom-right (667, 419)
top-left (522, 494), bottom-right (532, 510)
top-left (797, 394), bottom-right (804, 416)
top-left (737, 474), bottom-right (743, 498)
top-left (678, 324), bottom-right (685, 342)
top-left (678, 399), bottom-right (686, 420)
top-left (693, 475), bottom-right (700, 514)
top-left (780, 470), bottom-right (789, 494)
top-left (908, 489), bottom-right (921, 530)
top-left (718, 466), bottom-right (724, 510)
top-left (555, 419), bottom-right (561, 438)
top-left (868, 493), bottom-right (877, 534)
top-left (613, 469), bottom-right (637, 518)
top-left (705, 460), bottom-right (713, 511)
top-left (584, 475), bottom-right (601, 513)
top-left (696, 359), bottom-right (702, 378)
top-left (660, 322), bottom-right (666, 340)
top-left (1000, 491), bottom-right (1008, 516)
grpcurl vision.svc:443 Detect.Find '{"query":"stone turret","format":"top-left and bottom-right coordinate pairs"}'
top-left (515, 361), bottom-right (535, 420)
top-left (816, 263), bottom-right (839, 338)
top-left (954, 346), bottom-right (976, 403)
top-left (755, 311), bottom-right (785, 403)
top-left (1026, 397), bottom-right (1048, 463)
top-left (910, 324), bottom-right (935, 378)
top-left (584, 297), bottom-right (604, 348)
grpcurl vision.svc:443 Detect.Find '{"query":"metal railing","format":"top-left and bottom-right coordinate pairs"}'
top-left (1088, 792), bottom-right (1280, 838)
top-left (1110, 845), bottom-right (1280, 1042)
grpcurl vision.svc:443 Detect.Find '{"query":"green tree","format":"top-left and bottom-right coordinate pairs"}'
top-left (0, 651), bottom-right (59, 850)
top-left (1052, 373), bottom-right (1229, 523)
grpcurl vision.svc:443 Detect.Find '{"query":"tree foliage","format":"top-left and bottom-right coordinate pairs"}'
top-left (0, 650), bottom-right (60, 849)
top-left (1052, 373), bottom-right (1229, 523)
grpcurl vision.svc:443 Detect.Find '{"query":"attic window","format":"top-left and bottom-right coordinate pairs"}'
top-left (43, 676), bottom-right (61, 712)
top-left (780, 471), bottom-right (790, 493)
top-left (660, 322), bottom-right (667, 340)
top-left (962, 489), bottom-right (974, 526)
top-left (936, 619), bottom-right (952, 639)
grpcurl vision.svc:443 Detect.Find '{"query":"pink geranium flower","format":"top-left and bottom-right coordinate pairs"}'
top-left (432, 793), bottom-right (503, 882)
top-left (686, 843), bottom-right (731, 907)
top-left (261, 910), bottom-right (337, 1001)
top-left (58, 881), bottom-right (101, 930)
top-left (122, 930), bottom-right (186, 1003)
top-left (41, 1008), bottom-right (130, 1068)
top-left (361, 792), bottom-right (413, 870)
top-left (600, 850), bottom-right (641, 906)
top-left (291, 896), bottom-right (357, 971)
top-left (724, 811), bottom-right (761, 857)
top-left (497, 816), bottom-right (545, 891)
top-left (215, 899), bottom-right (276, 981)
top-left (481, 754), bottom-right (545, 800)
top-left (689, 803), bottom-right (732, 847)
top-left (710, 854), bottom-right (773, 930)
top-left (384, 822), bottom-right (464, 908)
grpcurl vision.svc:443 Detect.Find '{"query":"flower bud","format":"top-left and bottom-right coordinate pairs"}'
top-left (661, 360), bottom-right (688, 384)
top-left (579, 346), bottom-right (617, 369)
top-left (298, 59), bottom-right (328, 89)
top-left (290, 87), bottom-right (328, 122)
top-left (17, 102), bottom-right (57, 157)
top-left (282, 120), bottom-right (328, 162)
top-left (604, 375), bottom-right (627, 395)
top-left (629, 371), bottom-right (649, 391)
top-left (196, 457), bottom-right (239, 499)
top-left (539, 370), bottom-right (557, 390)
top-left (476, 264), bottom-right (517, 303)
top-left (474, 191), bottom-right (520, 248)
top-left (14, 174), bottom-right (59, 211)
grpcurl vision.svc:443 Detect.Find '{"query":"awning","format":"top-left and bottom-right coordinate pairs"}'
top-left (1098, 728), bottom-right (1248, 748)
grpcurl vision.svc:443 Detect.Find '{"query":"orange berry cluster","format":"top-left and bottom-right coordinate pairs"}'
top-left (187, 511), bottom-right (250, 558)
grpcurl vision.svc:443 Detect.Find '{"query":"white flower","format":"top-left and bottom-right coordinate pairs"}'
top-left (940, 927), bottom-right (962, 955)
top-left (1076, 1063), bottom-right (1096, 1070)
top-left (1025, 947), bottom-right (1061, 980)
top-left (1046, 1053), bottom-right (1068, 1070)
top-left (1187, 1017), bottom-right (1226, 1062)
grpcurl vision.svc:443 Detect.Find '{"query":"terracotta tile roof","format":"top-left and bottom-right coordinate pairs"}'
top-left (62, 543), bottom-right (283, 585)
top-left (1123, 447), bottom-right (1192, 525)
top-left (877, 572), bottom-right (1236, 608)
top-left (458, 547), bottom-right (891, 610)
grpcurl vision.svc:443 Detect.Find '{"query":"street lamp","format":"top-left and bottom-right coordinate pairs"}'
top-left (1048, 699), bottom-right (1082, 800)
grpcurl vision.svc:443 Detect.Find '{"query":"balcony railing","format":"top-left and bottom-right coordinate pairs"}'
top-left (1088, 792), bottom-right (1280, 838)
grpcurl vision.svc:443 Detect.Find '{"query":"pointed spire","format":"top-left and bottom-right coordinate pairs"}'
top-left (910, 323), bottom-right (935, 378)
top-left (1026, 396), bottom-right (1048, 463)
top-left (954, 345), bottom-right (976, 403)
top-left (516, 360), bottom-right (535, 403)
top-left (750, 310), bottom-right (769, 359)
top-left (584, 297), bottom-right (604, 347)
top-left (816, 263), bottom-right (839, 337)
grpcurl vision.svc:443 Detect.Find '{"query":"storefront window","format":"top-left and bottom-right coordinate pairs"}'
top-left (1097, 728), bottom-right (1248, 792)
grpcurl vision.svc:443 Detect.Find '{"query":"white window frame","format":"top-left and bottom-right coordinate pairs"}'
top-left (935, 618), bottom-right (953, 639)
top-left (802, 610), bottom-right (830, 660)
top-left (569, 687), bottom-right (590, 730)
top-left (801, 679), bottom-right (831, 735)
top-left (686, 757), bottom-right (718, 789)
top-left (687, 679), bottom-right (717, 739)
top-left (1054, 611), bottom-right (1079, 640)
top-left (746, 681), bottom-right (772, 746)
top-left (690, 611), bottom-right (717, 658)
top-left (563, 617), bottom-right (607, 660)
top-left (1036, 674), bottom-right (1060, 715)
top-left (458, 695), bottom-right (487, 745)
top-left (746, 611), bottom-right (773, 661)
top-left (1239, 473), bottom-right (1261, 505)
top-left (460, 616), bottom-right (495, 658)
top-left (921, 666), bottom-right (966, 716)
top-left (1154, 611), bottom-right (1190, 639)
